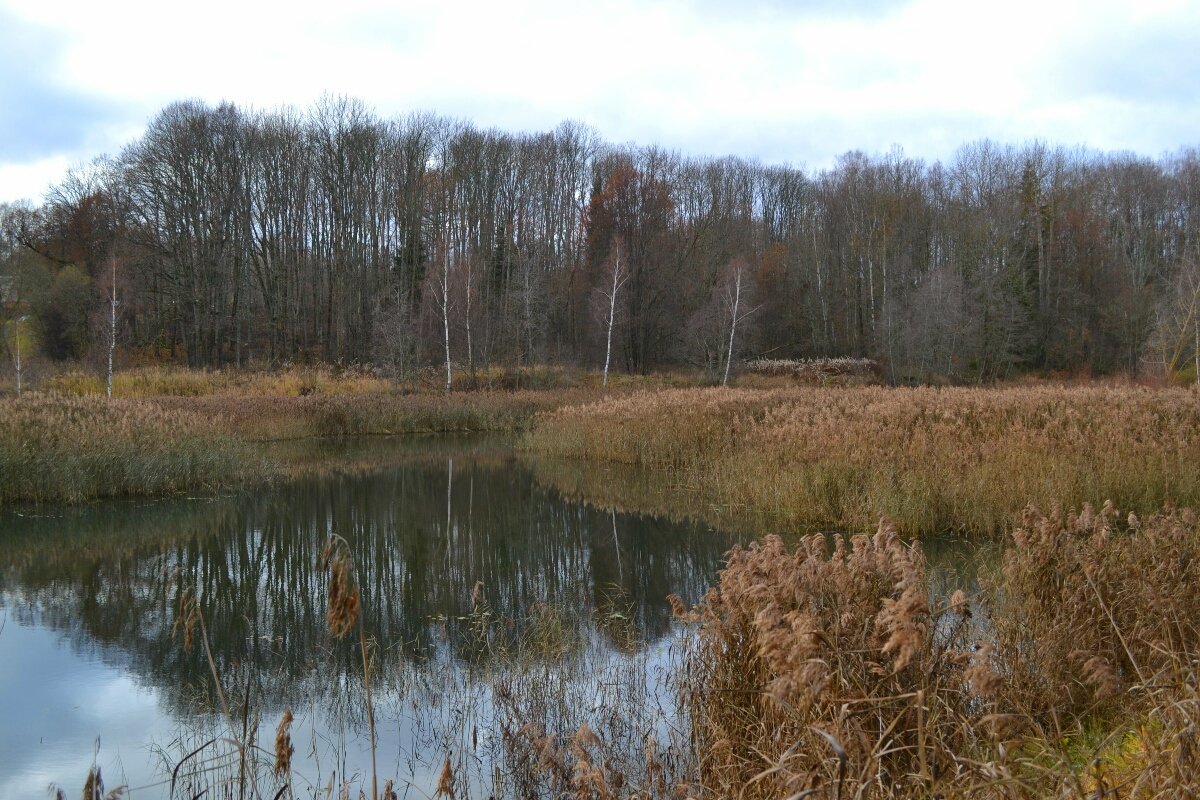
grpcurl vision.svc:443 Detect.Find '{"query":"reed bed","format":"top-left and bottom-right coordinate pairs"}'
top-left (527, 385), bottom-right (1200, 535)
top-left (0, 388), bottom-right (596, 503)
top-left (157, 388), bottom-right (601, 441)
top-left (0, 394), bottom-right (252, 505)
top-left (35, 363), bottom-right (703, 398)
top-left (671, 501), bottom-right (1200, 798)
top-left (43, 364), bottom-right (394, 397)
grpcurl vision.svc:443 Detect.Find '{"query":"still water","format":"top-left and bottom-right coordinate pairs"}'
top-left (0, 437), bottom-right (738, 799)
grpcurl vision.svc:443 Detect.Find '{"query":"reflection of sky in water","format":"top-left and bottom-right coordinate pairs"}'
top-left (0, 438), bottom-right (730, 798)
top-left (0, 603), bottom-right (689, 798)
top-left (0, 620), bottom-right (172, 799)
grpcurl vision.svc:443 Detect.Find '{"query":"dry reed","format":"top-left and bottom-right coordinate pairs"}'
top-left (0, 393), bottom-right (252, 506)
top-left (668, 500), bottom-right (1200, 797)
top-left (527, 385), bottom-right (1200, 535)
top-left (0, 387), bottom-right (599, 504)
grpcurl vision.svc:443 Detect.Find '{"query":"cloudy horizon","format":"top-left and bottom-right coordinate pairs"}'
top-left (2, 0), bottom-right (1198, 204)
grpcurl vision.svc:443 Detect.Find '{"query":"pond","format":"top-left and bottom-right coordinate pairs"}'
top-left (0, 436), bottom-right (740, 799)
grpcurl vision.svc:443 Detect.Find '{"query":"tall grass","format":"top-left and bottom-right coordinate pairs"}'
top-left (0, 394), bottom-right (253, 505)
top-left (155, 388), bottom-right (602, 441)
top-left (527, 385), bottom-right (1200, 535)
top-left (36, 363), bottom-right (704, 398)
top-left (0, 388), bottom-right (597, 504)
top-left (42, 364), bottom-right (394, 397)
top-left (670, 501), bottom-right (1200, 797)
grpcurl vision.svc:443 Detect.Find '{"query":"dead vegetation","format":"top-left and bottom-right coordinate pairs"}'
top-left (528, 385), bottom-right (1200, 535)
top-left (659, 501), bottom-right (1200, 798)
top-left (742, 357), bottom-right (881, 384)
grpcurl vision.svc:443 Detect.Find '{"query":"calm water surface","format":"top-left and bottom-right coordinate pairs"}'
top-left (0, 437), bottom-right (738, 799)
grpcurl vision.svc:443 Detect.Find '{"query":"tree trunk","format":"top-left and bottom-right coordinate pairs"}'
top-left (107, 256), bottom-right (118, 398)
top-left (723, 266), bottom-right (742, 387)
top-left (442, 244), bottom-right (453, 392)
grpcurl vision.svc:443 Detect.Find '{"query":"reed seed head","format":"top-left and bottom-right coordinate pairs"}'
top-left (322, 537), bottom-right (361, 639)
top-left (274, 708), bottom-right (295, 777)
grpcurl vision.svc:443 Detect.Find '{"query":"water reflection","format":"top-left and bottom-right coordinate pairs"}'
top-left (0, 437), bottom-right (735, 797)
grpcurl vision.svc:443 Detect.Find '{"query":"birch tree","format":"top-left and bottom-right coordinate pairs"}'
top-left (4, 316), bottom-right (34, 395)
top-left (594, 240), bottom-right (629, 388)
top-left (720, 257), bottom-right (758, 386)
top-left (423, 237), bottom-right (455, 391)
top-left (106, 255), bottom-right (119, 398)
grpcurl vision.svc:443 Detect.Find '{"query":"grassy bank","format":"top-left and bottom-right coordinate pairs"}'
top-left (527, 385), bottom-right (1200, 535)
top-left (0, 394), bottom-right (254, 505)
top-left (0, 387), bottom-right (600, 506)
top-left (156, 388), bottom-right (602, 441)
top-left (36, 363), bottom-right (702, 398)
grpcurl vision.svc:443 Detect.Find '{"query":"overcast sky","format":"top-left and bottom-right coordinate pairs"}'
top-left (1, 0), bottom-right (1198, 203)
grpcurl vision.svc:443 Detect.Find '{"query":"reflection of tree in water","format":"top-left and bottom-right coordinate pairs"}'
top-left (0, 447), bottom-right (733, 716)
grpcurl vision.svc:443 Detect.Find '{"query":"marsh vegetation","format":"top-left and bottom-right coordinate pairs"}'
top-left (528, 384), bottom-right (1200, 535)
top-left (2, 375), bottom-right (1199, 798)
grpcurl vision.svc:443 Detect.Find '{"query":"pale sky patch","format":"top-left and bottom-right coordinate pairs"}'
top-left (1, 0), bottom-right (1197, 203)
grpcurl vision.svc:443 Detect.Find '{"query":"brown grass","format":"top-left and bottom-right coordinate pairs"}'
top-left (669, 501), bottom-right (1200, 798)
top-left (35, 363), bottom-right (704, 398)
top-left (0, 393), bottom-right (253, 505)
top-left (42, 364), bottom-right (394, 397)
top-left (0, 386), bottom-right (599, 504)
top-left (155, 388), bottom-right (602, 441)
top-left (527, 385), bottom-right (1200, 535)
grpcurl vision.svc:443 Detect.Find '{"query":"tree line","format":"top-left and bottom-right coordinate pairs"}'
top-left (2, 96), bottom-right (1199, 384)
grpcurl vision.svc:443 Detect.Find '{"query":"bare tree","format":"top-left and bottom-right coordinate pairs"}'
top-left (1148, 257), bottom-right (1200, 382)
top-left (4, 316), bottom-right (33, 395)
top-left (594, 240), bottom-right (629, 388)
top-left (424, 235), bottom-right (455, 391)
top-left (106, 254), bottom-right (119, 397)
top-left (721, 257), bottom-right (756, 386)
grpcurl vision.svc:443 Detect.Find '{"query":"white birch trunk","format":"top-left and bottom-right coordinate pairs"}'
top-left (442, 265), bottom-right (452, 392)
top-left (723, 267), bottom-right (742, 387)
top-left (602, 250), bottom-right (624, 389)
top-left (442, 221), bottom-right (453, 392)
top-left (464, 258), bottom-right (474, 378)
top-left (107, 256), bottom-right (118, 398)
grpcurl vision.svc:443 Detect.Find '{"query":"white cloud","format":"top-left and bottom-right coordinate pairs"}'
top-left (1, 0), bottom-right (1197, 202)
top-left (0, 156), bottom-right (72, 204)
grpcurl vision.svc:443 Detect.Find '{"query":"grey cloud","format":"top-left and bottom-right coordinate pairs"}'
top-left (1050, 17), bottom-right (1200, 107)
top-left (0, 9), bottom-right (129, 161)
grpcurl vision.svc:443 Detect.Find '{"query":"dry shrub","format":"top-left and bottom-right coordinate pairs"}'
top-left (986, 502), bottom-right (1200, 722)
top-left (743, 357), bottom-right (880, 384)
top-left (677, 503), bottom-right (1200, 797)
top-left (683, 520), bottom-right (974, 798)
